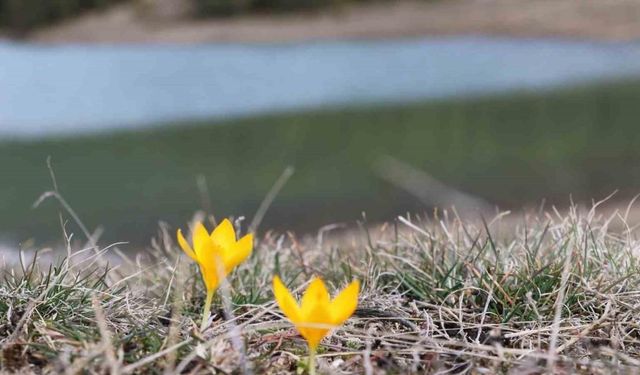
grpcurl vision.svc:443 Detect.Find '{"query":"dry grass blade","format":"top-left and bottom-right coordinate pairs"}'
top-left (2, 202), bottom-right (640, 373)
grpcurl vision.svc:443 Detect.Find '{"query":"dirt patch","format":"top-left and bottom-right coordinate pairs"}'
top-left (27, 0), bottom-right (640, 44)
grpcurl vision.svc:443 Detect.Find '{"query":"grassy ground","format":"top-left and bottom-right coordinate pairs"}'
top-left (1, 205), bottom-right (639, 373)
top-left (3, 79), bottom-right (640, 246)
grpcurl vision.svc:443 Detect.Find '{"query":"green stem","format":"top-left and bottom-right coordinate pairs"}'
top-left (308, 347), bottom-right (316, 375)
top-left (200, 289), bottom-right (214, 331)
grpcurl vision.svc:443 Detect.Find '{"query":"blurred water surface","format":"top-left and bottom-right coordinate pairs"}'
top-left (1, 36), bottom-right (640, 137)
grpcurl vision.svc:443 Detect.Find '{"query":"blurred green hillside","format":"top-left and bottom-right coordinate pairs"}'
top-left (2, 79), bottom-right (640, 246)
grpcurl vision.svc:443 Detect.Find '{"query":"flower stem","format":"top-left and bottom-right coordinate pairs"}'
top-left (308, 347), bottom-right (316, 375)
top-left (200, 289), bottom-right (214, 331)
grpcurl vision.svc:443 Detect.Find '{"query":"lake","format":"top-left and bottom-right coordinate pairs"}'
top-left (2, 37), bottom-right (640, 138)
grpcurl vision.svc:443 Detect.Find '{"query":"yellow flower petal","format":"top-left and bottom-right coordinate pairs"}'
top-left (301, 277), bottom-right (330, 318)
top-left (200, 263), bottom-right (220, 292)
top-left (190, 222), bottom-right (224, 292)
top-left (210, 218), bottom-right (236, 250)
top-left (177, 221), bottom-right (243, 295)
top-left (200, 246), bottom-right (225, 290)
top-left (177, 229), bottom-right (196, 261)
top-left (330, 280), bottom-right (360, 325)
top-left (297, 301), bottom-right (332, 351)
top-left (273, 276), bottom-right (302, 323)
top-left (273, 276), bottom-right (360, 352)
top-left (193, 222), bottom-right (212, 261)
top-left (223, 233), bottom-right (253, 273)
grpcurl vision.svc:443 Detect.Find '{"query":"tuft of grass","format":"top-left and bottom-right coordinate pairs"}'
top-left (2, 203), bottom-right (640, 373)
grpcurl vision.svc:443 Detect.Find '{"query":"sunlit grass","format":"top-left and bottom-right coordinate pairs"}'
top-left (2, 203), bottom-right (639, 373)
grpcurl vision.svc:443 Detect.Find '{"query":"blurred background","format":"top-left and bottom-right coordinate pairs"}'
top-left (1, 0), bottom-right (640, 247)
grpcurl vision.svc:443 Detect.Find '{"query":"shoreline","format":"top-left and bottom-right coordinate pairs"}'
top-left (12, 0), bottom-right (640, 45)
top-left (5, 34), bottom-right (640, 48)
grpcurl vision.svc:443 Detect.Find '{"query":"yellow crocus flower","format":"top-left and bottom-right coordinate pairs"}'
top-left (177, 219), bottom-right (253, 329)
top-left (273, 275), bottom-right (359, 374)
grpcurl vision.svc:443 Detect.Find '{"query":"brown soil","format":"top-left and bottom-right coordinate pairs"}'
top-left (28, 0), bottom-right (640, 44)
